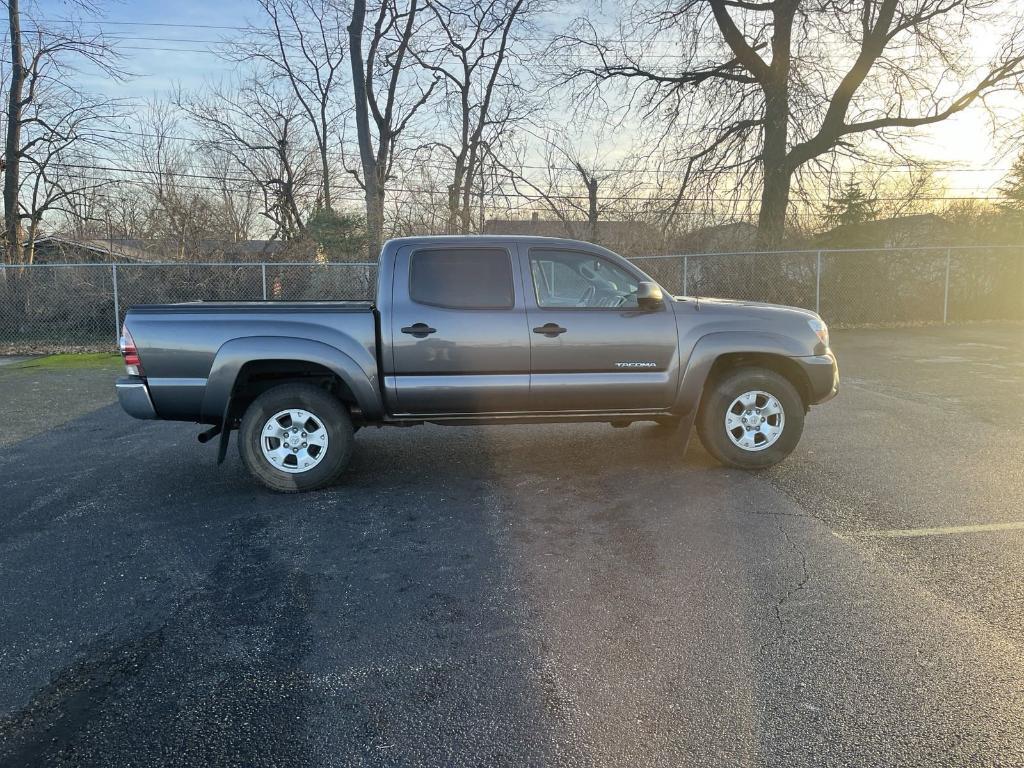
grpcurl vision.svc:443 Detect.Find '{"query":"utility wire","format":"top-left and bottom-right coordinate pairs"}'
top-left (37, 163), bottom-right (1013, 204)
top-left (52, 127), bottom-right (1020, 179)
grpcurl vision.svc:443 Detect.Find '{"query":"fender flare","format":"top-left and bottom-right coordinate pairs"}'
top-left (200, 335), bottom-right (383, 425)
top-left (673, 331), bottom-right (811, 415)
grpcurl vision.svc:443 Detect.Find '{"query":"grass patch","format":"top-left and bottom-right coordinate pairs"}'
top-left (3, 353), bottom-right (122, 372)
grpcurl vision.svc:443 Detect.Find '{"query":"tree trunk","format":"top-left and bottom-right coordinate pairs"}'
top-left (320, 140), bottom-right (332, 213)
top-left (26, 214), bottom-right (38, 264)
top-left (446, 183), bottom-right (459, 234)
top-left (477, 179), bottom-right (485, 233)
top-left (347, 0), bottom-right (382, 259)
top-left (757, 162), bottom-right (792, 250)
top-left (4, 0), bottom-right (24, 264)
top-left (447, 162), bottom-right (464, 234)
top-left (756, 86), bottom-right (791, 250)
top-left (586, 175), bottom-right (598, 243)
top-left (458, 188), bottom-right (472, 233)
top-left (458, 146), bottom-right (478, 234)
top-left (366, 187), bottom-right (384, 261)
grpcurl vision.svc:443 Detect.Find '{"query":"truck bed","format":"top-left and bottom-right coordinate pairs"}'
top-left (125, 300), bottom-right (379, 421)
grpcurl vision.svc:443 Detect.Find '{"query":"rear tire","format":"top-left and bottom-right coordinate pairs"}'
top-left (696, 367), bottom-right (804, 470)
top-left (238, 383), bottom-right (354, 492)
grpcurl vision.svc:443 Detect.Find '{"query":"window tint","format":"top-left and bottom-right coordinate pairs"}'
top-left (530, 249), bottom-right (639, 309)
top-left (410, 248), bottom-right (514, 309)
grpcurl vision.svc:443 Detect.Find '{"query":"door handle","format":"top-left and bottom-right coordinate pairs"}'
top-left (401, 323), bottom-right (437, 338)
top-left (533, 323), bottom-right (567, 337)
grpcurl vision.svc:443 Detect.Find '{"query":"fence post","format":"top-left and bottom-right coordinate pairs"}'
top-left (261, 262), bottom-right (268, 300)
top-left (815, 250), bottom-right (822, 315)
top-left (682, 255), bottom-right (689, 296)
top-left (943, 248), bottom-right (951, 325)
top-left (111, 263), bottom-right (121, 342)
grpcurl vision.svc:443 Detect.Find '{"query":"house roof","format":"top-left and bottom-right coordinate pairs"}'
top-left (482, 217), bottom-right (655, 240)
top-left (30, 235), bottom-right (153, 263)
top-left (30, 236), bottom-right (287, 263)
top-left (815, 214), bottom-right (950, 247)
top-left (673, 221), bottom-right (759, 253)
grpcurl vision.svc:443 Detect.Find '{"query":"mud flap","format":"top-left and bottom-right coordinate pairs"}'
top-left (679, 409), bottom-right (698, 457)
top-left (217, 397), bottom-right (232, 465)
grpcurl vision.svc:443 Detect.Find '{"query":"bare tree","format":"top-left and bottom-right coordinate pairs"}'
top-left (204, 150), bottom-right (260, 242)
top-left (17, 87), bottom-right (126, 262)
top-left (348, 0), bottom-right (439, 258)
top-left (499, 141), bottom-right (607, 240)
top-left (416, 0), bottom-right (539, 233)
top-left (867, 168), bottom-right (945, 221)
top-left (120, 99), bottom-right (259, 259)
top-left (232, 0), bottom-right (348, 214)
top-left (489, 116), bottom-right (659, 248)
top-left (3, 7), bottom-right (122, 262)
top-left (566, 0), bottom-right (1024, 248)
top-left (386, 147), bottom-right (454, 234)
top-left (60, 179), bottom-right (148, 242)
top-left (178, 78), bottom-right (322, 239)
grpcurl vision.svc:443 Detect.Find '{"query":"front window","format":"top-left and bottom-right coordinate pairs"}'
top-left (529, 249), bottom-right (640, 308)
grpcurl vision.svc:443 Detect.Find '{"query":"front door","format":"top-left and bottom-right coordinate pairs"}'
top-left (391, 243), bottom-right (531, 414)
top-left (523, 246), bottom-right (680, 412)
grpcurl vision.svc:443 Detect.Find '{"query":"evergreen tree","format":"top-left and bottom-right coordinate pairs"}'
top-left (997, 151), bottom-right (1024, 214)
top-left (304, 209), bottom-right (368, 260)
top-left (822, 181), bottom-right (878, 229)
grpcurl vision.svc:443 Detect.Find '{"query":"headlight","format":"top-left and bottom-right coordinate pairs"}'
top-left (808, 317), bottom-right (829, 347)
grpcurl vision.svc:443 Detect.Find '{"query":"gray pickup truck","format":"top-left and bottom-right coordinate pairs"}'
top-left (116, 236), bottom-right (838, 491)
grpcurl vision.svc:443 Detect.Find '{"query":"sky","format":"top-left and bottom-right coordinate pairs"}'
top-left (37, 0), bottom-right (260, 96)
top-left (25, 0), bottom-right (1024, 206)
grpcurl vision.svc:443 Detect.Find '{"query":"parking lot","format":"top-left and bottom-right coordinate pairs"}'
top-left (1, 323), bottom-right (1023, 767)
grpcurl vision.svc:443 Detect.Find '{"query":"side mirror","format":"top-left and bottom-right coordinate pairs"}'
top-left (636, 281), bottom-right (664, 310)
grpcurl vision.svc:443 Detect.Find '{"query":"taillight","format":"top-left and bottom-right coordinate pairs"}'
top-left (120, 323), bottom-right (144, 376)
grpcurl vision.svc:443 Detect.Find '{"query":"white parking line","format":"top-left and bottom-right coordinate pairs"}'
top-left (836, 521), bottom-right (1024, 539)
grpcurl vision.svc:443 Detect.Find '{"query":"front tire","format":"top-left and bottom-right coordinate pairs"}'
top-left (238, 383), bottom-right (354, 492)
top-left (696, 367), bottom-right (804, 470)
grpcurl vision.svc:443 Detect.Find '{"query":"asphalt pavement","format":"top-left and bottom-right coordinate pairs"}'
top-left (1, 324), bottom-right (1023, 767)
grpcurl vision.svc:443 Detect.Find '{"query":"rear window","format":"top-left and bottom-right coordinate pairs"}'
top-left (409, 248), bottom-right (514, 309)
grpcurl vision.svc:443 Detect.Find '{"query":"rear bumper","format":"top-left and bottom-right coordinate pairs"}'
top-left (794, 350), bottom-right (839, 405)
top-left (116, 376), bottom-right (158, 420)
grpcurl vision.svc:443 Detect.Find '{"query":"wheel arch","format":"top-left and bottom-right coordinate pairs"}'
top-left (201, 336), bottom-right (384, 425)
top-left (703, 352), bottom-right (812, 410)
top-left (228, 359), bottom-right (361, 423)
top-left (675, 332), bottom-right (813, 415)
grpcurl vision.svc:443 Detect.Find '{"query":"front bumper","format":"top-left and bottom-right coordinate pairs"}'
top-left (116, 376), bottom-right (158, 420)
top-left (794, 350), bottom-right (839, 405)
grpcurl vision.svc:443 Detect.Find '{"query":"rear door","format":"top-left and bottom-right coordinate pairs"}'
top-left (523, 246), bottom-right (680, 412)
top-left (390, 243), bottom-right (531, 414)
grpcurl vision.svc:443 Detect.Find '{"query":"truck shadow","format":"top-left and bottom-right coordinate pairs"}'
top-left (339, 422), bottom-right (772, 764)
top-left (348, 420), bottom-right (715, 482)
top-left (3, 409), bottom-right (665, 764)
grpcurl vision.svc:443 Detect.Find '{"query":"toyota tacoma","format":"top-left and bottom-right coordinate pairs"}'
top-left (116, 236), bottom-right (839, 492)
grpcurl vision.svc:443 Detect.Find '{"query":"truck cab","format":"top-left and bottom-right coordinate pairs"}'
top-left (382, 238), bottom-right (680, 415)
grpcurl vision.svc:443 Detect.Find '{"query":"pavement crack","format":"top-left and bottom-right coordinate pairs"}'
top-left (760, 517), bottom-right (811, 657)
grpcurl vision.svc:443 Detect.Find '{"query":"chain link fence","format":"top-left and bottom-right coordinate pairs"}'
top-left (0, 261), bottom-right (377, 353)
top-left (631, 245), bottom-right (1024, 327)
top-left (1, 246), bottom-right (1021, 353)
